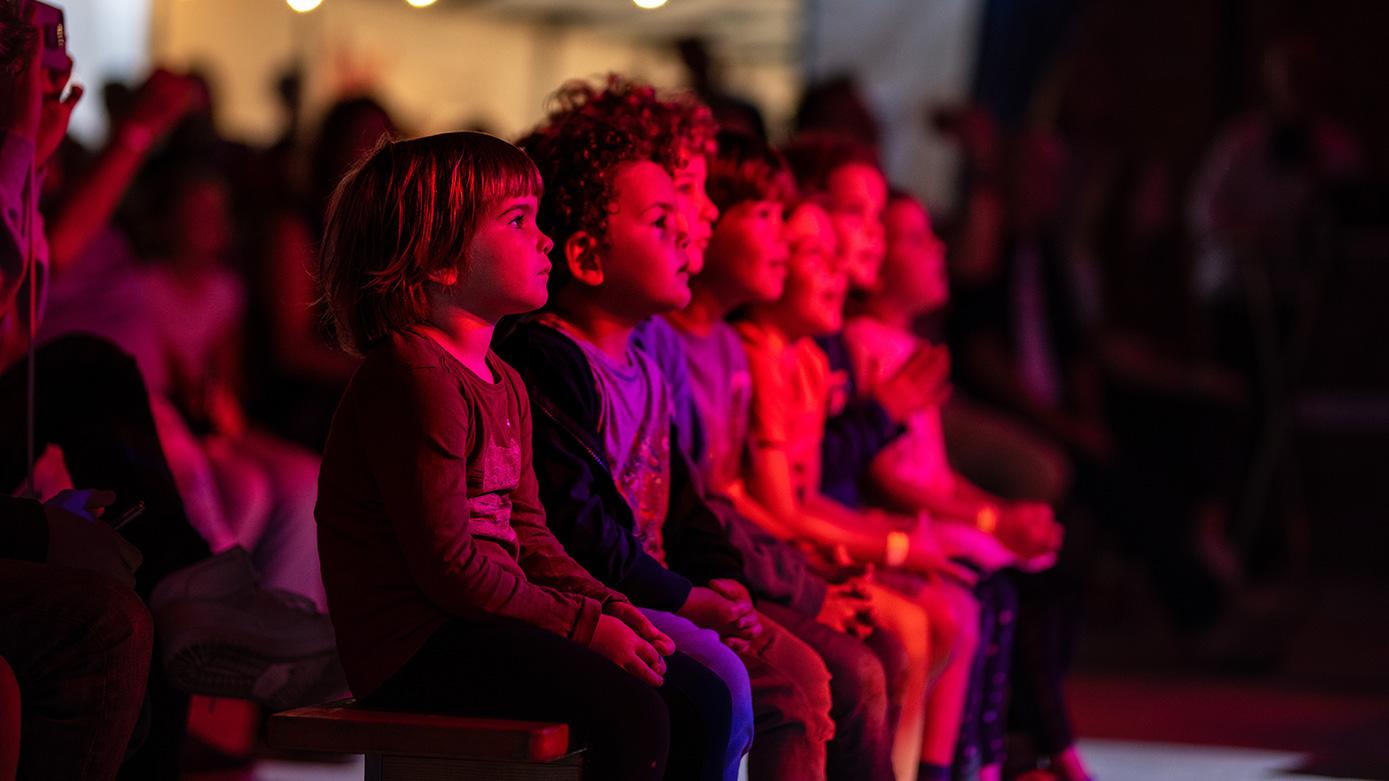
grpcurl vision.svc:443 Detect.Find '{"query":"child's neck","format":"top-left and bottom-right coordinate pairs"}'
top-left (859, 294), bottom-right (917, 333)
top-left (419, 307), bottom-right (496, 381)
top-left (745, 306), bottom-right (802, 346)
top-left (551, 298), bottom-right (638, 363)
top-left (668, 283), bottom-right (733, 337)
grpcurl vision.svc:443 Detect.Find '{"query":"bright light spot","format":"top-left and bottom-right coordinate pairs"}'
top-left (406, 0), bottom-right (437, 6)
top-left (286, 0), bottom-right (322, 12)
top-left (633, 0), bottom-right (668, 8)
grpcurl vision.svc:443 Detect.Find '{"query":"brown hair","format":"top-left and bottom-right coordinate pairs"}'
top-left (317, 131), bottom-right (542, 355)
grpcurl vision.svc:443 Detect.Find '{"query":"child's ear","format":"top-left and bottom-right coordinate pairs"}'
top-left (564, 232), bottom-right (604, 287)
top-left (427, 266), bottom-right (460, 287)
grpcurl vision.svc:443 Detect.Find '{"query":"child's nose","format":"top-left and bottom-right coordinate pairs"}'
top-left (538, 230), bottom-right (554, 255)
top-left (701, 195), bottom-right (719, 223)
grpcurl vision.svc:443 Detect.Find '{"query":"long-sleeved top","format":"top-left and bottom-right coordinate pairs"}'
top-left (636, 315), bottom-right (827, 616)
top-left (315, 330), bottom-right (626, 697)
top-left (495, 316), bottom-right (744, 613)
top-left (0, 132), bottom-right (48, 372)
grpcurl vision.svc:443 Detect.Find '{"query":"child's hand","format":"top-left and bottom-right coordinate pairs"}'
top-left (935, 523), bottom-right (1017, 574)
top-left (815, 579), bottom-right (875, 639)
top-left (874, 344), bottom-right (952, 423)
top-left (1000, 502), bottom-right (1063, 558)
top-left (904, 528), bottom-right (980, 586)
top-left (679, 584), bottom-right (763, 647)
top-left (606, 601), bottom-right (675, 656)
top-left (590, 614), bottom-right (665, 687)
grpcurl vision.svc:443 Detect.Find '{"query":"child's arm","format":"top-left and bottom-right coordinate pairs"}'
top-left (504, 327), bottom-right (698, 613)
top-left (356, 362), bottom-right (606, 646)
top-left (508, 380), bottom-right (630, 609)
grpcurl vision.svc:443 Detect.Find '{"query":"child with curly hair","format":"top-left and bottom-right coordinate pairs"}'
top-left (498, 77), bottom-right (836, 781)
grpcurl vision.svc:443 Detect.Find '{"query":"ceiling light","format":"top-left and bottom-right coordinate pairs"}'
top-left (287, 0), bottom-right (322, 12)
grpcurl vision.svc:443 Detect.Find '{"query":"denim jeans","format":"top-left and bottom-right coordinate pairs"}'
top-left (644, 608), bottom-right (834, 781)
top-left (370, 615), bottom-right (735, 781)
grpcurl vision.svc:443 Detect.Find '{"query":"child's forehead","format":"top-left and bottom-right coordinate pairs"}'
top-left (612, 160), bottom-right (677, 204)
top-left (828, 163), bottom-right (887, 199)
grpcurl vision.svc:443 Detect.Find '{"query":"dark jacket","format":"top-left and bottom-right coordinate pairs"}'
top-left (495, 317), bottom-right (744, 613)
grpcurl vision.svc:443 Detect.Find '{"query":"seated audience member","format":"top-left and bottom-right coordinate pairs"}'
top-left (313, 130), bottom-right (733, 781)
top-left (655, 127), bottom-right (902, 781)
top-left (501, 78), bottom-right (836, 781)
top-left (77, 160), bottom-right (327, 610)
top-left (1, 491), bottom-right (151, 781)
top-left (246, 96), bottom-right (394, 449)
top-left (846, 190), bottom-right (1076, 781)
top-left (1, 11), bottom-right (337, 777)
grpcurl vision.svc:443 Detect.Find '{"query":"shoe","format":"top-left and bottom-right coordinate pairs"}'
top-left (149, 547), bottom-right (344, 710)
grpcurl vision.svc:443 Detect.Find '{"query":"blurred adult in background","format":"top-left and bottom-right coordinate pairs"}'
top-left (677, 37), bottom-right (767, 141)
top-left (244, 95), bottom-right (395, 449)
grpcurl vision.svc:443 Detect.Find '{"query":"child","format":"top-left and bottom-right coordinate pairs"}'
top-left (662, 127), bottom-right (908, 781)
top-left (849, 191), bottom-right (1087, 781)
top-left (314, 131), bottom-right (735, 781)
top-left (500, 78), bottom-right (835, 781)
top-left (773, 133), bottom-right (1004, 781)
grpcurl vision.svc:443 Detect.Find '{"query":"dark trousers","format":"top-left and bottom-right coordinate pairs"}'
top-left (369, 617), bottom-right (736, 781)
top-left (759, 602), bottom-right (899, 781)
top-left (955, 573), bottom-right (1017, 777)
top-left (0, 335), bottom-right (213, 779)
top-left (0, 561), bottom-right (154, 781)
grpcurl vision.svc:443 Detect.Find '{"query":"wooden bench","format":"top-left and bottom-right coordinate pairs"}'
top-left (268, 700), bottom-right (583, 780)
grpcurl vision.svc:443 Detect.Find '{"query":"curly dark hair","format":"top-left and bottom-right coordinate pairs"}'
top-left (707, 129), bottom-right (796, 213)
top-left (516, 75), bottom-right (715, 292)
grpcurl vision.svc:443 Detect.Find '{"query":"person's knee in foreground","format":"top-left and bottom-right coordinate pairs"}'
top-left (500, 77), bottom-right (846, 779)
top-left (313, 130), bottom-right (719, 780)
top-left (1, 493), bottom-right (152, 781)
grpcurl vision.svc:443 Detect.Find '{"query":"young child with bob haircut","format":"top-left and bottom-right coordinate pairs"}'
top-left (314, 130), bottom-right (737, 781)
top-left (500, 78), bottom-right (835, 781)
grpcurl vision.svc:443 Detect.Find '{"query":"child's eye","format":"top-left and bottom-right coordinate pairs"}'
top-left (509, 214), bottom-right (525, 228)
top-left (653, 215), bottom-right (668, 229)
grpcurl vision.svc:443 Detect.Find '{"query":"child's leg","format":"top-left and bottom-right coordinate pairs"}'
top-left (954, 574), bottom-right (1017, 781)
top-left (916, 582), bottom-right (979, 778)
top-left (642, 609), bottom-right (753, 781)
top-left (867, 582), bottom-right (932, 781)
top-left (759, 602), bottom-right (896, 781)
top-left (739, 613), bottom-right (833, 781)
top-left (368, 617), bottom-right (677, 781)
top-left (1009, 568), bottom-right (1089, 781)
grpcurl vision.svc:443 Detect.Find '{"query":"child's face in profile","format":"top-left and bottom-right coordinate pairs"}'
top-left (454, 193), bottom-right (554, 320)
top-left (826, 163), bottom-right (887, 291)
top-left (779, 202), bottom-right (845, 337)
top-left (596, 160), bottom-right (690, 319)
top-left (703, 199), bottom-right (789, 307)
top-left (672, 152), bottom-right (719, 275)
top-left (883, 197), bottom-right (948, 313)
